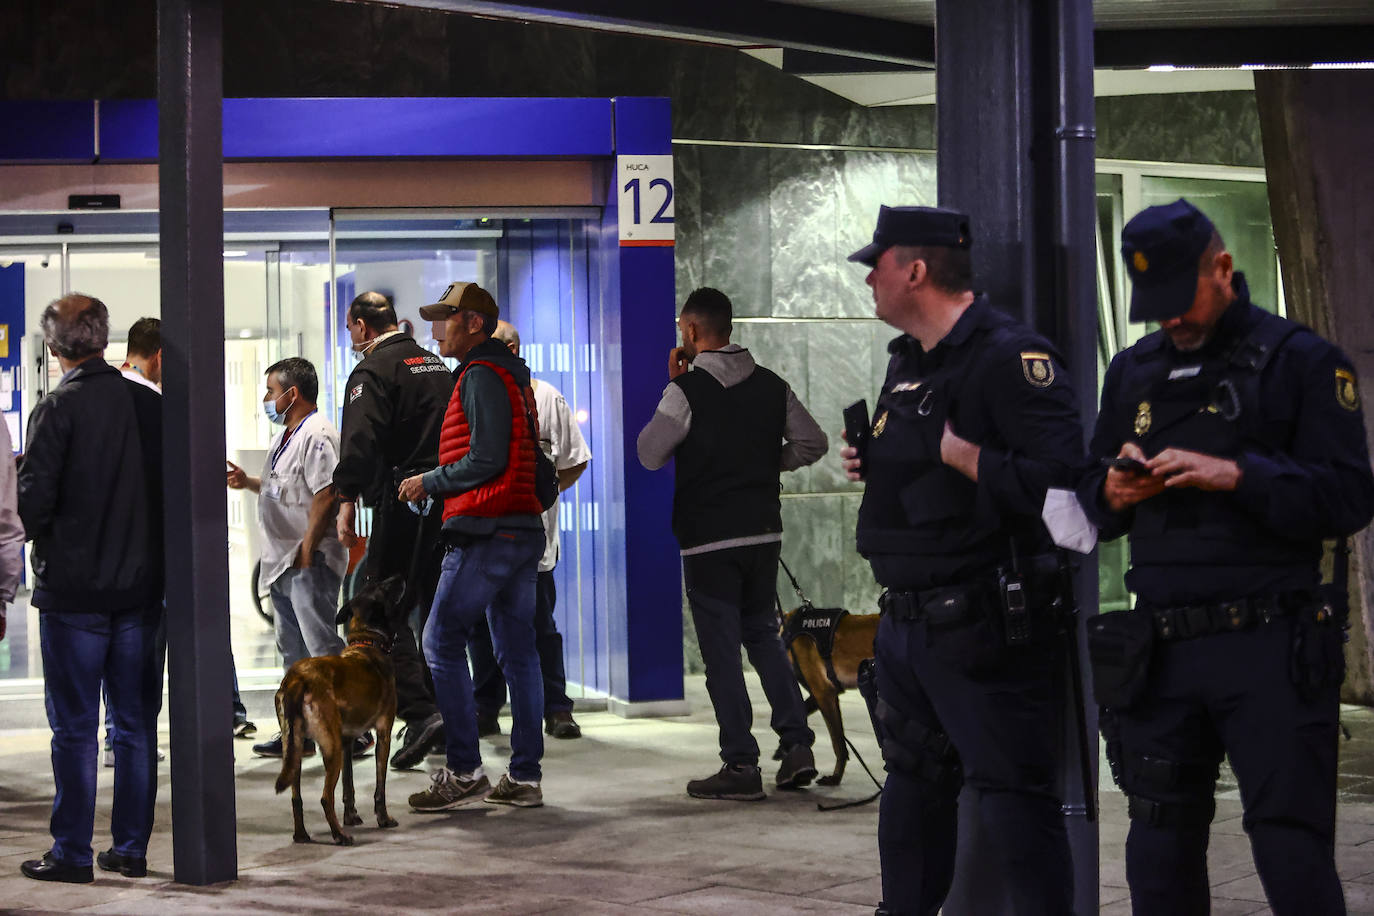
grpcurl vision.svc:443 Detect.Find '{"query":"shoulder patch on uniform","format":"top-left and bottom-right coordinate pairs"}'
top-left (1020, 351), bottom-right (1054, 388)
top-left (349, 384), bottom-right (364, 404)
top-left (1336, 367), bottom-right (1360, 412)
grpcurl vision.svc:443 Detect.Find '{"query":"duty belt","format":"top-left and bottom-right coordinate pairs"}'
top-left (879, 585), bottom-right (983, 627)
top-left (1140, 592), bottom-right (1304, 642)
top-left (879, 556), bottom-right (1063, 627)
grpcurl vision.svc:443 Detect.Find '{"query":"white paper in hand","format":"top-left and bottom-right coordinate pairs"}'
top-left (1042, 487), bottom-right (1098, 554)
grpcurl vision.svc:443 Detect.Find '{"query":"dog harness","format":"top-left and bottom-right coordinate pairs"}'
top-left (784, 605), bottom-right (850, 688)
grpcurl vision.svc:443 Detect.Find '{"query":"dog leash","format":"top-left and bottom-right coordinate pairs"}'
top-left (816, 737), bottom-right (884, 812)
top-left (778, 557), bottom-right (814, 610)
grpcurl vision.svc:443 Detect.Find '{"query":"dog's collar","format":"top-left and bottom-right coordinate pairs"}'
top-left (347, 630), bottom-right (393, 654)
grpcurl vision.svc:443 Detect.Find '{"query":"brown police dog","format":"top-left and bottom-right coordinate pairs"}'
top-left (274, 575), bottom-right (407, 845)
top-left (780, 609), bottom-right (880, 786)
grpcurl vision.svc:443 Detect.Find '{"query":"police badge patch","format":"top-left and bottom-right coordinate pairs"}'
top-left (872, 410), bottom-right (888, 438)
top-left (349, 384), bottom-right (364, 404)
top-left (1021, 352), bottom-right (1054, 388)
top-left (1134, 401), bottom-right (1152, 436)
top-left (1336, 368), bottom-right (1360, 412)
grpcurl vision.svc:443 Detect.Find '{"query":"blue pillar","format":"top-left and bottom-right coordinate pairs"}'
top-left (604, 97), bottom-right (685, 714)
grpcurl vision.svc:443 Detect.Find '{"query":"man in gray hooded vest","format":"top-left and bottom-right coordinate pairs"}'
top-left (638, 286), bottom-right (827, 800)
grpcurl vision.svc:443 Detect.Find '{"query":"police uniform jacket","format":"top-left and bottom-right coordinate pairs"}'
top-left (857, 295), bottom-right (1084, 591)
top-left (333, 333), bottom-right (454, 507)
top-left (1078, 273), bottom-right (1374, 606)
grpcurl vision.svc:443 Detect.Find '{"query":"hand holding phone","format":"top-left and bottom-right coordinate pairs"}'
top-left (842, 399), bottom-right (870, 478)
top-left (1109, 456), bottom-right (1147, 475)
top-left (668, 346), bottom-right (690, 380)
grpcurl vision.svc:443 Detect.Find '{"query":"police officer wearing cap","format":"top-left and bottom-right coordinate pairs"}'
top-left (334, 289), bottom-right (454, 769)
top-left (1078, 198), bottom-right (1374, 915)
top-left (842, 206), bottom-right (1084, 915)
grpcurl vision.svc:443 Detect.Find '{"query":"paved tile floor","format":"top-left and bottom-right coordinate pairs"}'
top-left (2, 667), bottom-right (1374, 913)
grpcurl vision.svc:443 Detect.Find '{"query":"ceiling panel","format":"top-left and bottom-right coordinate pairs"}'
top-left (776, 0), bottom-right (1374, 28)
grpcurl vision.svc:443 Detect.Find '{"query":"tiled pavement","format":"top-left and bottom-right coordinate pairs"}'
top-left (2, 670), bottom-right (1373, 914)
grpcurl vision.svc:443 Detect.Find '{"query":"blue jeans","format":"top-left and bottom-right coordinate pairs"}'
top-left (268, 555), bottom-right (344, 670)
top-left (424, 528), bottom-right (544, 782)
top-left (40, 605), bottom-right (166, 866)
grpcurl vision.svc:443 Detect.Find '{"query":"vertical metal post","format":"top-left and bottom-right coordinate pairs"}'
top-left (158, 0), bottom-right (237, 885)
top-left (937, 0), bottom-right (1099, 910)
top-left (1051, 1), bottom-right (1101, 913)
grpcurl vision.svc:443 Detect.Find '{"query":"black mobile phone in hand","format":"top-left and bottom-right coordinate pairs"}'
top-left (843, 399), bottom-right (871, 463)
top-left (1109, 456), bottom-right (1147, 475)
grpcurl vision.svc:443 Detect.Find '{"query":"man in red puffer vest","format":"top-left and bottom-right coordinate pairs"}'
top-left (397, 282), bottom-right (548, 811)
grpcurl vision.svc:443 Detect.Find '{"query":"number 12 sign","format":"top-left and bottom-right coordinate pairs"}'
top-left (617, 155), bottom-right (674, 247)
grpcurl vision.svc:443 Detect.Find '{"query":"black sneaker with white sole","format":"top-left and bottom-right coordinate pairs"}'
top-left (687, 763), bottom-right (766, 801)
top-left (391, 712), bottom-right (444, 770)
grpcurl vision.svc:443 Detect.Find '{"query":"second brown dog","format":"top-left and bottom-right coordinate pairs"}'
top-left (274, 575), bottom-right (407, 845)
top-left (781, 608), bottom-right (879, 786)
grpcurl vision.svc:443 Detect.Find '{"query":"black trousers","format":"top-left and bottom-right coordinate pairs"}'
top-left (470, 569), bottom-right (574, 715)
top-left (363, 503), bottom-right (443, 726)
top-left (681, 542), bottom-right (813, 766)
top-left (874, 610), bottom-right (1074, 916)
top-left (1114, 619), bottom-right (1344, 916)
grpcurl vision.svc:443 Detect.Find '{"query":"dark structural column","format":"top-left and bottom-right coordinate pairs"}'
top-left (936, 0), bottom-right (1099, 912)
top-left (158, 0), bottom-right (237, 885)
top-left (1256, 70), bottom-right (1374, 705)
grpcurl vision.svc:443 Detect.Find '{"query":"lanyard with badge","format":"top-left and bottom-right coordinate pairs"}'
top-left (262, 410), bottom-right (318, 500)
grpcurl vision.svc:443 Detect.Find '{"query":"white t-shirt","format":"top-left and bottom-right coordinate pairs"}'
top-left (258, 411), bottom-right (349, 588)
top-left (533, 378), bottom-right (591, 573)
top-left (121, 368), bottom-right (161, 392)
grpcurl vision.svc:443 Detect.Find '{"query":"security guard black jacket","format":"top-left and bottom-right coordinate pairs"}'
top-left (857, 295), bottom-right (1084, 591)
top-left (1079, 273), bottom-right (1374, 606)
top-left (333, 333), bottom-right (454, 507)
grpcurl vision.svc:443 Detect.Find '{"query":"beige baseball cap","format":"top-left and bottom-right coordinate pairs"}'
top-left (418, 282), bottom-right (498, 321)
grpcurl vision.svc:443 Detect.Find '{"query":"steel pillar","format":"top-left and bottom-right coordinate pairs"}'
top-left (936, 0), bottom-right (1099, 911)
top-left (158, 0), bottom-right (237, 886)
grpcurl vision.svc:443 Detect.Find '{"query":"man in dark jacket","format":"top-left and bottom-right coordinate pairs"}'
top-left (334, 290), bottom-right (454, 769)
top-left (398, 282), bottom-right (548, 811)
top-left (637, 287), bottom-right (828, 801)
top-left (18, 294), bottom-right (164, 884)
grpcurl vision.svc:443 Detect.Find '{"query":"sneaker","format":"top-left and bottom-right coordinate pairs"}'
top-left (408, 767), bottom-right (491, 812)
top-left (253, 733), bottom-right (316, 758)
top-left (687, 763), bottom-right (766, 801)
top-left (352, 732), bottom-right (375, 759)
top-left (544, 710), bottom-right (581, 739)
top-left (775, 743), bottom-right (818, 790)
top-left (390, 712), bottom-right (444, 770)
top-left (97, 848), bottom-right (148, 877)
top-left (484, 773), bottom-right (544, 807)
top-left (104, 744), bottom-right (167, 767)
top-left (232, 718), bottom-right (257, 738)
top-left (476, 709), bottom-right (502, 738)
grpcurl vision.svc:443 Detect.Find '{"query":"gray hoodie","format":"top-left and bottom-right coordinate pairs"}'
top-left (637, 343), bottom-right (828, 476)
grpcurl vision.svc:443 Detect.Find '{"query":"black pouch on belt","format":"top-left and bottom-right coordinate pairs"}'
top-left (1290, 590), bottom-right (1348, 701)
top-left (1085, 610), bottom-right (1155, 709)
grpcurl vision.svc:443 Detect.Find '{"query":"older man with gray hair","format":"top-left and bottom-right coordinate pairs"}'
top-left (18, 294), bottom-right (164, 884)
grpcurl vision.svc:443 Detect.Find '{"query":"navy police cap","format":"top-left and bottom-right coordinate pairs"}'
top-left (848, 205), bottom-right (972, 267)
top-left (1122, 198), bottom-right (1217, 323)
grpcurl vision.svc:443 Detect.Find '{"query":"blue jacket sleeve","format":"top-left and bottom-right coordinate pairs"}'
top-left (973, 341), bottom-right (1088, 524)
top-left (1077, 352), bottom-right (1134, 542)
top-left (1231, 341), bottom-right (1374, 540)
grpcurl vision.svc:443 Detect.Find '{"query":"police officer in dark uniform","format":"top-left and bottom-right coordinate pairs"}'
top-left (334, 290), bottom-right (455, 770)
top-left (1078, 199), bottom-right (1374, 916)
top-left (842, 206), bottom-right (1084, 916)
